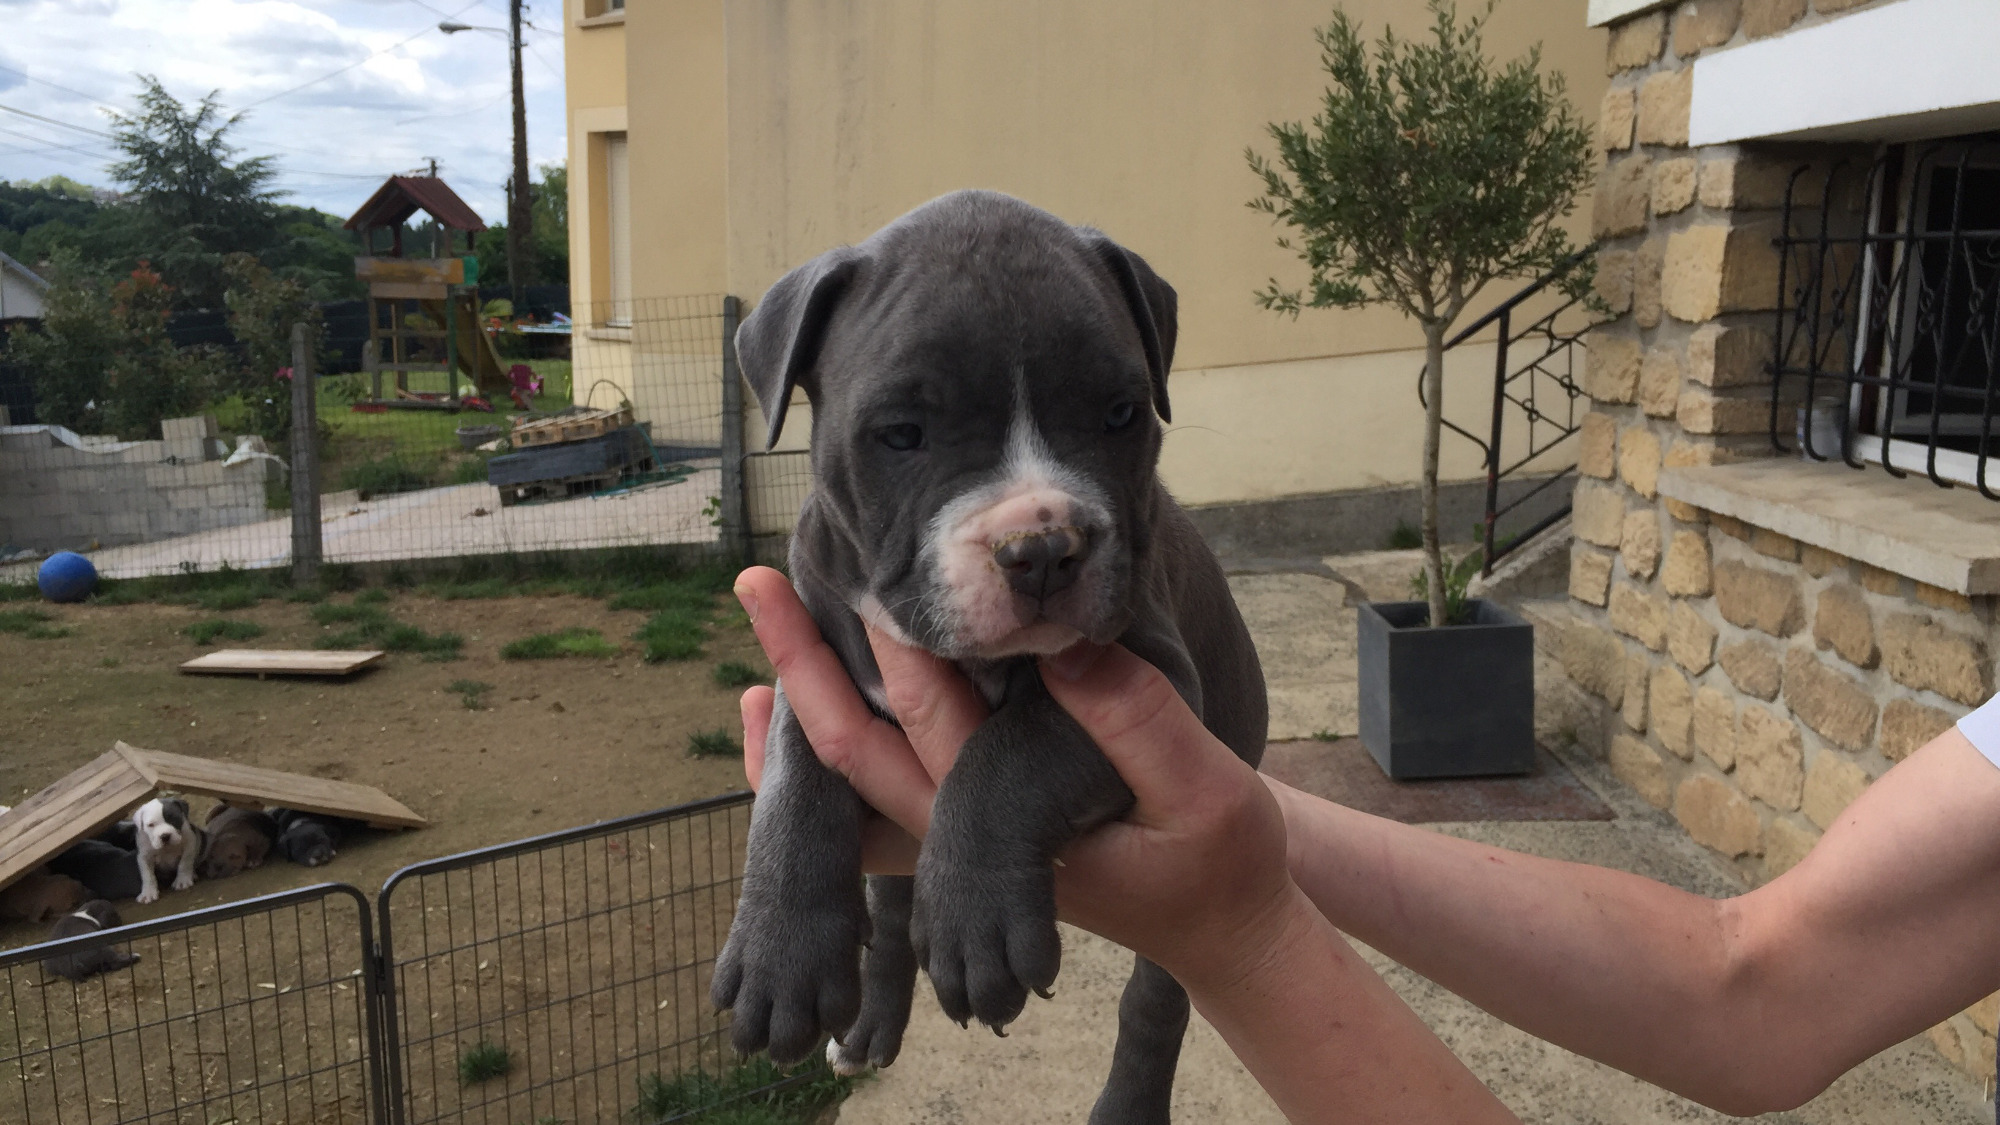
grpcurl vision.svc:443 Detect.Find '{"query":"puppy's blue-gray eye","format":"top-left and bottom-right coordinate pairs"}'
top-left (1106, 401), bottom-right (1138, 431)
top-left (878, 423), bottom-right (924, 451)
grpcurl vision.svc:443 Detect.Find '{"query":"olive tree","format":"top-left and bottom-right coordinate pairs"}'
top-left (1248, 0), bottom-right (1593, 626)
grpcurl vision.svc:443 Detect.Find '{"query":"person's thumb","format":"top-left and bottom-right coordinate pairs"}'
top-left (1039, 643), bottom-right (1233, 817)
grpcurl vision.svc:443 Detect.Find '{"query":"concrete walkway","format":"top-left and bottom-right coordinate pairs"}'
top-left (3, 467), bottom-right (722, 580)
top-left (836, 555), bottom-right (1990, 1124)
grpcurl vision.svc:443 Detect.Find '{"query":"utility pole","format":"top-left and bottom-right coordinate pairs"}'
top-left (507, 0), bottom-right (531, 309)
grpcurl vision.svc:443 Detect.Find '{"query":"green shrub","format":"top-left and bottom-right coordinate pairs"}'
top-left (712, 661), bottom-right (766, 689)
top-left (185, 618), bottom-right (265, 646)
top-left (634, 1057), bottom-right (856, 1124)
top-left (0, 608), bottom-right (71, 639)
top-left (636, 608), bottom-right (707, 663)
top-left (341, 456), bottom-right (434, 497)
top-left (501, 627), bottom-right (618, 660)
top-left (457, 1041), bottom-right (511, 1086)
top-left (686, 728), bottom-right (742, 758)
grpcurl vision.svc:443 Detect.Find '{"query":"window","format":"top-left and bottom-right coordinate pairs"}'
top-left (1773, 137), bottom-right (2000, 498)
top-left (604, 132), bottom-right (632, 327)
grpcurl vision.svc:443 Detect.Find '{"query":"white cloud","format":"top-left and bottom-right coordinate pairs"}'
top-left (0, 0), bottom-right (566, 222)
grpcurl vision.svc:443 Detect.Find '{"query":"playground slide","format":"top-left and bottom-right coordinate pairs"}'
top-left (419, 293), bottom-right (513, 397)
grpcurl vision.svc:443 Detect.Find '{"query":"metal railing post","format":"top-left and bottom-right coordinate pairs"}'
top-left (719, 295), bottom-right (753, 567)
top-left (289, 322), bottom-right (323, 586)
top-left (1481, 309), bottom-right (1510, 577)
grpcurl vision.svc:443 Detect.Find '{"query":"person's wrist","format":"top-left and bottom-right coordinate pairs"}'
top-left (1263, 777), bottom-right (1318, 888)
top-left (1164, 880), bottom-right (1325, 998)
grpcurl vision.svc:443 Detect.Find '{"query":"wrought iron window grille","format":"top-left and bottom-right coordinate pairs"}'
top-left (1773, 136), bottom-right (2000, 498)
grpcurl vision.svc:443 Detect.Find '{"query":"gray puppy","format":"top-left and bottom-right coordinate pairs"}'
top-left (712, 191), bottom-right (1267, 1124)
top-left (42, 900), bottom-right (141, 982)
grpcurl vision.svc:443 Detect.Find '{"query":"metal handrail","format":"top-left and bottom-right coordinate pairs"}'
top-left (1416, 251), bottom-right (1593, 576)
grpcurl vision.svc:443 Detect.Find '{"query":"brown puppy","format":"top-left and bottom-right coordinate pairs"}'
top-left (0, 871), bottom-right (91, 925)
top-left (200, 804), bottom-right (278, 880)
top-left (42, 900), bottom-right (141, 983)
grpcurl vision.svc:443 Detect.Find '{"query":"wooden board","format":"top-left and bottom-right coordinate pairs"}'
top-left (180, 650), bottom-right (385, 677)
top-left (511, 406), bottom-right (635, 449)
top-left (0, 744), bottom-right (426, 892)
top-left (0, 750), bottom-right (156, 893)
top-left (122, 743), bottom-right (426, 830)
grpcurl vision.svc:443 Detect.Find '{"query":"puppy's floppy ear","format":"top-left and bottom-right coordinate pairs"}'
top-left (1083, 233), bottom-right (1179, 424)
top-left (736, 247), bottom-right (864, 450)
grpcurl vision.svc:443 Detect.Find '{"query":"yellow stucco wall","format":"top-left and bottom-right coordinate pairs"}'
top-left (568, 0), bottom-right (1606, 503)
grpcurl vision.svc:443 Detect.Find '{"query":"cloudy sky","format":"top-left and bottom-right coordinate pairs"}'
top-left (0, 0), bottom-right (567, 221)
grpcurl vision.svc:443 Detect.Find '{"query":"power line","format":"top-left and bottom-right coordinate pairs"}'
top-left (0, 103), bottom-right (113, 140)
top-left (0, 124), bottom-right (113, 159)
top-left (238, 0), bottom-right (484, 111)
top-left (0, 64), bottom-right (111, 108)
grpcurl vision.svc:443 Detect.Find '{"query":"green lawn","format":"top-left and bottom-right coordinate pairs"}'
top-left (317, 358), bottom-right (574, 497)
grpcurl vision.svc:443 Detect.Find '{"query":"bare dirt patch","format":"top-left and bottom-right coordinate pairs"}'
top-left (0, 589), bottom-right (769, 943)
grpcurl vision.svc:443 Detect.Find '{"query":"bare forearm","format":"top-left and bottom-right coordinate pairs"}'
top-left (1177, 889), bottom-right (1516, 1124)
top-left (1270, 783), bottom-right (1786, 1109)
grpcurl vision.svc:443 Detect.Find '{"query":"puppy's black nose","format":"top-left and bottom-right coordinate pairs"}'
top-left (992, 528), bottom-right (1089, 602)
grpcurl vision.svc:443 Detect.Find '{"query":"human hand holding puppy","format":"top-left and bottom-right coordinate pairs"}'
top-left (731, 566), bottom-right (1513, 1123)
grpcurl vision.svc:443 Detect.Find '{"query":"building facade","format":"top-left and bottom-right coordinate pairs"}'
top-left (1558, 0), bottom-right (2000, 1077)
top-left (561, 0), bottom-right (1608, 544)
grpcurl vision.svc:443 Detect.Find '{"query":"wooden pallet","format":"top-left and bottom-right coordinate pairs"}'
top-left (0, 743), bottom-right (425, 892)
top-left (180, 650), bottom-right (385, 678)
top-left (511, 406), bottom-right (634, 449)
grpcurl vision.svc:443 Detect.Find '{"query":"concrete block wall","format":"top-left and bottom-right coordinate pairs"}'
top-left (1565, 0), bottom-right (2000, 1081)
top-left (0, 415), bottom-right (280, 553)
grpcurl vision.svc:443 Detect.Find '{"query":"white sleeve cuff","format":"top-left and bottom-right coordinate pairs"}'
top-left (1956, 695), bottom-right (2000, 771)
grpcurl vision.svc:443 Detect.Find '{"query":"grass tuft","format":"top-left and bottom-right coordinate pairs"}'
top-left (634, 1057), bottom-right (857, 1124)
top-left (185, 618), bottom-right (266, 646)
top-left (446, 679), bottom-right (495, 710)
top-left (1385, 521), bottom-right (1423, 551)
top-left (0, 607), bottom-right (71, 639)
top-left (0, 582), bottom-right (42, 602)
top-left (712, 661), bottom-right (766, 689)
top-left (686, 728), bottom-right (742, 758)
top-left (355, 587), bottom-right (391, 605)
top-left (1310, 729), bottom-right (1340, 742)
top-left (311, 601), bottom-right (461, 660)
top-left (456, 1040), bottom-right (511, 1086)
top-left (501, 627), bottom-right (618, 660)
top-left (636, 608), bottom-right (707, 663)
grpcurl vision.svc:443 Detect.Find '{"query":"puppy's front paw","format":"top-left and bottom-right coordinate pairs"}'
top-left (912, 856), bottom-right (1060, 1033)
top-left (711, 894), bottom-right (865, 1065)
top-left (135, 889), bottom-right (159, 905)
top-left (171, 874), bottom-right (194, 891)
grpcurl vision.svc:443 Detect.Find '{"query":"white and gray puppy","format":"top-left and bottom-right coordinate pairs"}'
top-left (132, 796), bottom-right (206, 905)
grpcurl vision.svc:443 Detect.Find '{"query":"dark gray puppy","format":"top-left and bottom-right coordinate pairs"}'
top-left (711, 191), bottom-right (1267, 1124)
top-left (269, 809), bottom-right (345, 867)
top-left (48, 841), bottom-right (145, 901)
top-left (42, 900), bottom-right (141, 982)
top-left (200, 804), bottom-right (278, 880)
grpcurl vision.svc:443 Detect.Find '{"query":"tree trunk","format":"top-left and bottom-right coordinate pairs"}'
top-left (1421, 322), bottom-right (1448, 628)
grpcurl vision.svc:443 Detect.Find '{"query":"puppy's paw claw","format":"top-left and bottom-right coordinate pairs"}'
top-left (913, 860), bottom-right (1061, 1033)
top-left (711, 904), bottom-right (864, 1066)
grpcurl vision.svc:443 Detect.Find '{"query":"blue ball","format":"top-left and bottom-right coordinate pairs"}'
top-left (37, 551), bottom-right (98, 603)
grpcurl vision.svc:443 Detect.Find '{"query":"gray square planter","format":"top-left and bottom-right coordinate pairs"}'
top-left (1357, 598), bottom-right (1535, 779)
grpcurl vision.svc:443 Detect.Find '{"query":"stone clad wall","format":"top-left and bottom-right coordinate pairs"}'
top-left (1566, 0), bottom-right (2000, 1080)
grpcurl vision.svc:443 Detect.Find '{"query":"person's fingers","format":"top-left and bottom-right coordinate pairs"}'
top-left (735, 568), bottom-right (882, 757)
top-left (866, 624), bottom-right (986, 783)
top-left (741, 684), bottom-right (776, 791)
top-left (1039, 643), bottom-right (1251, 819)
top-left (734, 567), bottom-right (939, 834)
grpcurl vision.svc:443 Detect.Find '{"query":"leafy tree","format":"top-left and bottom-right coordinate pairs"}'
top-left (474, 162), bottom-right (568, 299)
top-left (4, 250), bottom-right (117, 432)
top-left (4, 252), bottom-right (226, 438)
top-left (1248, 0), bottom-right (1593, 627)
top-left (105, 76), bottom-right (283, 309)
top-left (222, 252), bottom-right (324, 449)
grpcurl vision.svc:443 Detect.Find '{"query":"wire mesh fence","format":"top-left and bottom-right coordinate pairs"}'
top-left (0, 794), bottom-right (827, 1125)
top-left (376, 793), bottom-right (763, 1125)
top-left (1, 295), bottom-right (815, 584)
top-left (0, 884), bottom-right (383, 1125)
